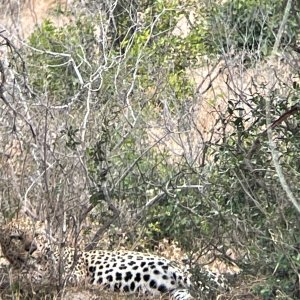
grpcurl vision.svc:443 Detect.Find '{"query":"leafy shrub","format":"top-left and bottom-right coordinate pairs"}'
top-left (205, 0), bottom-right (298, 55)
top-left (27, 18), bottom-right (97, 103)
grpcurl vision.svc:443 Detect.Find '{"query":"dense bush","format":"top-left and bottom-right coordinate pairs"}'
top-left (1, 0), bottom-right (300, 298)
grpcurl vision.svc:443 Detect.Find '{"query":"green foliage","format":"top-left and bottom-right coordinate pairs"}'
top-left (205, 0), bottom-right (298, 55)
top-left (27, 18), bottom-right (97, 103)
top-left (118, 0), bottom-right (202, 101)
top-left (206, 85), bottom-right (300, 297)
top-left (254, 250), bottom-right (300, 298)
top-left (61, 125), bottom-right (80, 150)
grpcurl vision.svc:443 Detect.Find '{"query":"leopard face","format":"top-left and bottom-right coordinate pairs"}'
top-left (0, 221), bottom-right (37, 268)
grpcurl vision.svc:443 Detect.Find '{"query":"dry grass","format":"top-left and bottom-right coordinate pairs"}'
top-left (0, 263), bottom-right (265, 300)
top-left (215, 275), bottom-right (266, 300)
top-left (0, 283), bottom-right (166, 300)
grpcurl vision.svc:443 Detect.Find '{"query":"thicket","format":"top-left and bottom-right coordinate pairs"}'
top-left (0, 0), bottom-right (300, 298)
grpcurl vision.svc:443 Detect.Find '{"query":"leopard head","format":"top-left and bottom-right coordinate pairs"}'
top-left (0, 222), bottom-right (38, 268)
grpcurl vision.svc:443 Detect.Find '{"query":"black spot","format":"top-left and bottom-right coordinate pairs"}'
top-left (149, 279), bottom-right (157, 288)
top-left (148, 261), bottom-right (155, 266)
top-left (158, 284), bottom-right (168, 293)
top-left (154, 269), bottom-right (160, 275)
top-left (105, 264), bottom-right (110, 268)
top-left (99, 265), bottom-right (103, 269)
top-left (140, 261), bottom-right (146, 267)
top-left (97, 271), bottom-right (102, 276)
top-left (105, 269), bottom-right (113, 274)
top-left (107, 275), bottom-right (113, 282)
top-left (130, 281), bottom-right (135, 291)
top-left (120, 264), bottom-right (127, 270)
top-left (162, 275), bottom-right (168, 280)
top-left (143, 267), bottom-right (149, 272)
top-left (158, 261), bottom-right (164, 265)
top-left (127, 255), bottom-right (133, 259)
top-left (132, 265), bottom-right (139, 270)
top-left (135, 273), bottom-right (141, 282)
top-left (162, 265), bottom-right (168, 270)
top-left (173, 273), bottom-right (177, 281)
top-left (116, 272), bottom-right (122, 281)
top-left (178, 275), bottom-right (182, 280)
top-left (104, 283), bottom-right (110, 289)
top-left (128, 260), bottom-right (136, 266)
top-left (89, 266), bottom-right (96, 272)
top-left (112, 263), bottom-right (117, 267)
top-left (123, 285), bottom-right (129, 292)
top-left (171, 280), bottom-right (175, 285)
top-left (98, 277), bottom-right (103, 284)
top-left (114, 282), bottom-right (121, 291)
top-left (150, 265), bottom-right (156, 269)
top-left (125, 271), bottom-right (133, 281)
top-left (143, 274), bottom-right (150, 282)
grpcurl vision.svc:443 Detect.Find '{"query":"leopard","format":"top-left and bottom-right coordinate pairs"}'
top-left (0, 219), bottom-right (230, 299)
top-left (0, 219), bottom-right (194, 300)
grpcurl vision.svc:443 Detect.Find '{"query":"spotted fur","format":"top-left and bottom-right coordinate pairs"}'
top-left (33, 247), bottom-right (194, 299)
top-left (0, 220), bottom-right (194, 299)
top-left (84, 250), bottom-right (192, 296)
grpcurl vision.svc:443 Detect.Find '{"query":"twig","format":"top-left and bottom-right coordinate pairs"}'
top-left (272, 0), bottom-right (292, 55)
top-left (246, 105), bottom-right (299, 159)
top-left (266, 100), bottom-right (300, 213)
